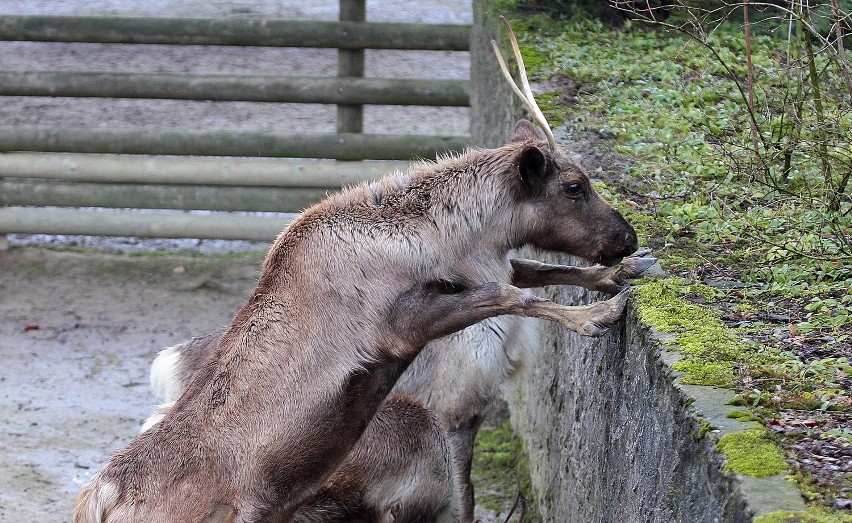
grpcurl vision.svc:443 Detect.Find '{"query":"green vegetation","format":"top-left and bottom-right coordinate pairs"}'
top-left (717, 425), bottom-right (788, 477)
top-left (471, 420), bottom-right (537, 519)
top-left (507, 3), bottom-right (850, 512)
top-left (755, 509), bottom-right (852, 523)
top-left (635, 277), bottom-right (742, 386)
top-left (726, 410), bottom-right (762, 423)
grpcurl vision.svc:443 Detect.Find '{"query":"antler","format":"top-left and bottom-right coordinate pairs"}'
top-left (491, 16), bottom-right (557, 153)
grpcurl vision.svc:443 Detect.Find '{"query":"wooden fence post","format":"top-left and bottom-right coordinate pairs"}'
top-left (338, 0), bottom-right (366, 133)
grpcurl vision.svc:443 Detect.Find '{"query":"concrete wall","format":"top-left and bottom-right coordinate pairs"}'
top-left (506, 255), bottom-right (805, 522)
top-left (470, 0), bottom-right (517, 147)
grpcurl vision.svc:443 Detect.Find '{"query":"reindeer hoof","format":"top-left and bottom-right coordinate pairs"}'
top-left (579, 322), bottom-right (610, 337)
top-left (620, 256), bottom-right (657, 280)
top-left (578, 288), bottom-right (630, 337)
top-left (595, 257), bottom-right (656, 295)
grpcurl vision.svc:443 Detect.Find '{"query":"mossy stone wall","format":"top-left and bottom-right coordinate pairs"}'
top-left (506, 253), bottom-right (753, 522)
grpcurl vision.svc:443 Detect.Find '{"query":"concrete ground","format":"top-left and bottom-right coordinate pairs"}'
top-left (0, 247), bottom-right (264, 521)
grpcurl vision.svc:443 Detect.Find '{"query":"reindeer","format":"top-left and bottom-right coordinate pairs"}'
top-left (144, 259), bottom-right (651, 521)
top-left (74, 19), bottom-right (640, 523)
top-left (291, 392), bottom-right (462, 523)
top-left (141, 18), bottom-right (654, 521)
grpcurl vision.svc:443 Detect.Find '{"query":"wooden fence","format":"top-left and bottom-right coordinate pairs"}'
top-left (0, 2), bottom-right (472, 241)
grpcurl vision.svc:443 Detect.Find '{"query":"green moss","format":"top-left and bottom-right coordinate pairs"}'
top-left (518, 43), bottom-right (549, 76)
top-left (733, 301), bottom-right (758, 313)
top-left (471, 420), bottom-right (537, 518)
top-left (726, 410), bottom-right (762, 423)
top-left (535, 91), bottom-right (569, 127)
top-left (635, 277), bottom-right (742, 386)
top-left (755, 509), bottom-right (852, 523)
top-left (672, 358), bottom-right (734, 387)
top-left (692, 418), bottom-right (713, 442)
top-left (716, 425), bottom-right (787, 478)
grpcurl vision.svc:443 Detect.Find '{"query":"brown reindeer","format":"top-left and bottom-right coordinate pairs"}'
top-left (141, 18), bottom-right (654, 521)
top-left (141, 386), bottom-right (462, 523)
top-left (74, 21), bottom-right (639, 523)
top-left (291, 392), bottom-right (462, 523)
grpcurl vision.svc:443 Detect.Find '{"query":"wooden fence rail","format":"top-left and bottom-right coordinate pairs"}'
top-left (0, 72), bottom-right (470, 106)
top-left (0, 207), bottom-right (292, 241)
top-left (0, 15), bottom-right (471, 50)
top-left (2, 182), bottom-right (330, 213)
top-left (0, 153), bottom-right (410, 214)
top-left (0, 127), bottom-right (468, 161)
top-left (0, 153), bottom-right (408, 187)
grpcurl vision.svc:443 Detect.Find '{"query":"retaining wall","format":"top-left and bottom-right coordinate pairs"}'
top-left (506, 253), bottom-right (807, 522)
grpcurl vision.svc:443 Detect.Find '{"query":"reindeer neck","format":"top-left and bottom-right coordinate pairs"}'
top-left (424, 147), bottom-right (527, 252)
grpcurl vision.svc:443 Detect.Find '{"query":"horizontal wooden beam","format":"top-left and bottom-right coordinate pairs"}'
top-left (0, 153), bottom-right (405, 187)
top-left (0, 15), bottom-right (471, 50)
top-left (0, 127), bottom-right (470, 161)
top-left (0, 207), bottom-right (290, 241)
top-left (0, 72), bottom-right (470, 106)
top-left (1, 180), bottom-right (332, 213)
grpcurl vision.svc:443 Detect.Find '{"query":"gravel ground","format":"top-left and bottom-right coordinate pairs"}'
top-left (0, 247), bottom-right (263, 521)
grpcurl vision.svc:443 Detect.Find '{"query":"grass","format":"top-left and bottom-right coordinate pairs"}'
top-left (508, 10), bottom-right (851, 513)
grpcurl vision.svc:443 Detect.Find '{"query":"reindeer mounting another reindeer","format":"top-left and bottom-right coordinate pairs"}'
top-left (75, 18), bottom-right (649, 523)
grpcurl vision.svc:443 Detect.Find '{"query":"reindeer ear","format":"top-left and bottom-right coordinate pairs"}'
top-left (518, 144), bottom-right (549, 186)
top-left (510, 120), bottom-right (542, 143)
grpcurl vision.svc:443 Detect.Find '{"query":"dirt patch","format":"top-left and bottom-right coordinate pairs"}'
top-left (0, 247), bottom-right (261, 521)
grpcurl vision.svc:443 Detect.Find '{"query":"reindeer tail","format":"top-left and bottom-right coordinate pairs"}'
top-left (73, 473), bottom-right (120, 523)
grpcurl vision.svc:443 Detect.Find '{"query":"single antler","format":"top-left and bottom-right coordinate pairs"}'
top-left (491, 16), bottom-right (557, 152)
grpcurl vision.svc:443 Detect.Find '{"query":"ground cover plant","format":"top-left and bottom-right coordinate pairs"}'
top-left (506, 2), bottom-right (850, 518)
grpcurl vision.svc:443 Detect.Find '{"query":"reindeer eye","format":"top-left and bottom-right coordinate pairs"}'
top-left (561, 182), bottom-right (583, 197)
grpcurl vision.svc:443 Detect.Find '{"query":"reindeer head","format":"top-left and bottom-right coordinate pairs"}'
top-left (493, 18), bottom-right (637, 266)
top-left (508, 121), bottom-right (637, 265)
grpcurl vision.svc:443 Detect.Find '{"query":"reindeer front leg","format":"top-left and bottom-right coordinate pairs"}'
top-left (509, 255), bottom-right (656, 294)
top-left (390, 282), bottom-right (630, 348)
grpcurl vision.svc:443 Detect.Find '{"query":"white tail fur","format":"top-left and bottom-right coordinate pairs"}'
top-left (149, 345), bottom-right (183, 403)
top-left (74, 476), bottom-right (120, 523)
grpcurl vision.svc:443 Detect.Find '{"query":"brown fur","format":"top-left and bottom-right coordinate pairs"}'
top-left (141, 391), bottom-right (462, 523)
top-left (292, 392), bottom-right (460, 523)
top-left (74, 121), bottom-right (637, 523)
top-left (148, 255), bottom-right (653, 520)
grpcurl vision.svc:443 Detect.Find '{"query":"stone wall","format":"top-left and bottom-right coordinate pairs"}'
top-left (468, 4), bottom-right (806, 520)
top-left (506, 255), bottom-right (805, 522)
top-left (470, 0), bottom-right (517, 147)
